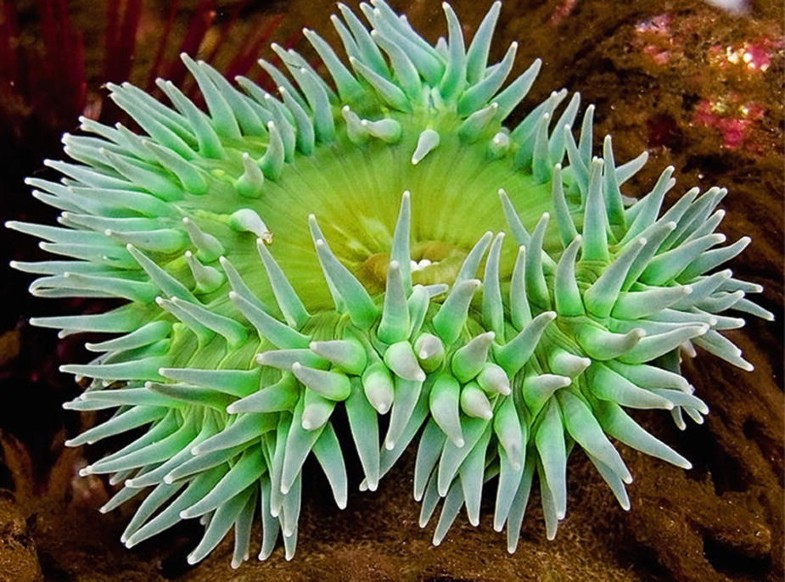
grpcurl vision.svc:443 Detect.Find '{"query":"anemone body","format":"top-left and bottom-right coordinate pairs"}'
top-left (8, 0), bottom-right (770, 567)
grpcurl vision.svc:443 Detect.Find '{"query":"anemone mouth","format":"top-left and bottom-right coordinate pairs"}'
top-left (7, 0), bottom-right (771, 568)
top-left (188, 107), bottom-right (555, 312)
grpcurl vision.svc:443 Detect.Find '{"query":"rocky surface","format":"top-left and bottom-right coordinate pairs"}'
top-left (0, 491), bottom-right (41, 582)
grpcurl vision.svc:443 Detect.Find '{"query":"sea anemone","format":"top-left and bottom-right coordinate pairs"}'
top-left (8, 0), bottom-right (771, 568)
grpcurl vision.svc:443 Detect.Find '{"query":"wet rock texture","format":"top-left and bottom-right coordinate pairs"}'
top-left (0, 0), bottom-right (782, 580)
top-left (0, 491), bottom-right (41, 582)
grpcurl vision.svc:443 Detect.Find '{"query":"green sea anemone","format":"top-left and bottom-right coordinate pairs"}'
top-left (8, 0), bottom-right (771, 567)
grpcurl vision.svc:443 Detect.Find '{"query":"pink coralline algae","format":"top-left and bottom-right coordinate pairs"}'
top-left (635, 14), bottom-right (678, 65)
top-left (692, 96), bottom-right (766, 150)
top-left (708, 39), bottom-right (781, 74)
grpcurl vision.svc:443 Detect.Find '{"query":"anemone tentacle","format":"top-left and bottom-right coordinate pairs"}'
top-left (9, 0), bottom-right (769, 567)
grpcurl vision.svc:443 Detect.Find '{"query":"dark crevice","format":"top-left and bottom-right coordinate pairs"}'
top-left (677, 422), bottom-right (749, 494)
top-left (138, 519), bottom-right (202, 579)
top-left (38, 550), bottom-right (75, 582)
top-left (0, 462), bottom-right (12, 491)
top-left (703, 532), bottom-right (772, 579)
top-left (706, 451), bottom-right (749, 494)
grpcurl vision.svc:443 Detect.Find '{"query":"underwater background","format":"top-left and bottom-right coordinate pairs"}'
top-left (0, 0), bottom-right (782, 580)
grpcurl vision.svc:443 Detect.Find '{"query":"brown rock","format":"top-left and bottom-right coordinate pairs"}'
top-left (0, 491), bottom-right (42, 582)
